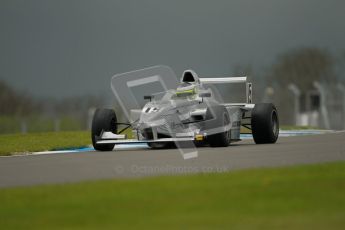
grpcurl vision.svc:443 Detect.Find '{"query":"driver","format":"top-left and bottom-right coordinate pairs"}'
top-left (175, 70), bottom-right (200, 98)
top-left (176, 83), bottom-right (197, 98)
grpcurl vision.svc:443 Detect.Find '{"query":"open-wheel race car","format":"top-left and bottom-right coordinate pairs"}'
top-left (91, 70), bottom-right (279, 151)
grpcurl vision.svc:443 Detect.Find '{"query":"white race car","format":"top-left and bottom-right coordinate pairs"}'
top-left (91, 70), bottom-right (279, 151)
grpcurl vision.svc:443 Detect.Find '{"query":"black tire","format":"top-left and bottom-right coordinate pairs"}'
top-left (208, 111), bottom-right (231, 147)
top-left (251, 103), bottom-right (279, 144)
top-left (91, 108), bottom-right (117, 151)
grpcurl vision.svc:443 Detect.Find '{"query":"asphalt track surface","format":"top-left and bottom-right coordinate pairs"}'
top-left (0, 132), bottom-right (344, 188)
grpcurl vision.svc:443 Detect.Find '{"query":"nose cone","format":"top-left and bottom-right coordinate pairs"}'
top-left (140, 103), bottom-right (164, 123)
top-left (139, 100), bottom-right (177, 128)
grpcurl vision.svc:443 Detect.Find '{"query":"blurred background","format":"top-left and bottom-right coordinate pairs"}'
top-left (1, 0), bottom-right (344, 134)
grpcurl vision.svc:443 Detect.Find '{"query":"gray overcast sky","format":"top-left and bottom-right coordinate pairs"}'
top-left (1, 0), bottom-right (344, 97)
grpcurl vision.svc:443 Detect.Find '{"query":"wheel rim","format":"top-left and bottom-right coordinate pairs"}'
top-left (272, 111), bottom-right (278, 137)
top-left (224, 113), bottom-right (231, 141)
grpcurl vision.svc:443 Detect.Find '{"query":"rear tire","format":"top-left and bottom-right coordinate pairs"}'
top-left (251, 103), bottom-right (279, 144)
top-left (208, 111), bottom-right (231, 147)
top-left (91, 108), bottom-right (117, 151)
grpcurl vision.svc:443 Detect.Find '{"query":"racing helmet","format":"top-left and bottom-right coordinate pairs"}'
top-left (176, 70), bottom-right (200, 97)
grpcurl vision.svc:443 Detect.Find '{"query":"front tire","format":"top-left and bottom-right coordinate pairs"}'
top-left (208, 111), bottom-right (231, 147)
top-left (251, 103), bottom-right (279, 144)
top-left (91, 108), bottom-right (117, 151)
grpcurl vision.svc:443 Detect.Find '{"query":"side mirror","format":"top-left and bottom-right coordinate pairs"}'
top-left (144, 95), bottom-right (152, 101)
top-left (199, 92), bottom-right (211, 98)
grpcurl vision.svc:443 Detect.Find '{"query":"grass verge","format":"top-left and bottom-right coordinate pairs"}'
top-left (0, 126), bottom-right (324, 156)
top-left (0, 131), bottom-right (90, 156)
top-left (0, 161), bottom-right (345, 229)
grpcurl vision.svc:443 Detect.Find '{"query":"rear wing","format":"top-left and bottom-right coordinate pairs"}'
top-left (199, 76), bottom-right (253, 104)
top-left (199, 77), bottom-right (247, 84)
